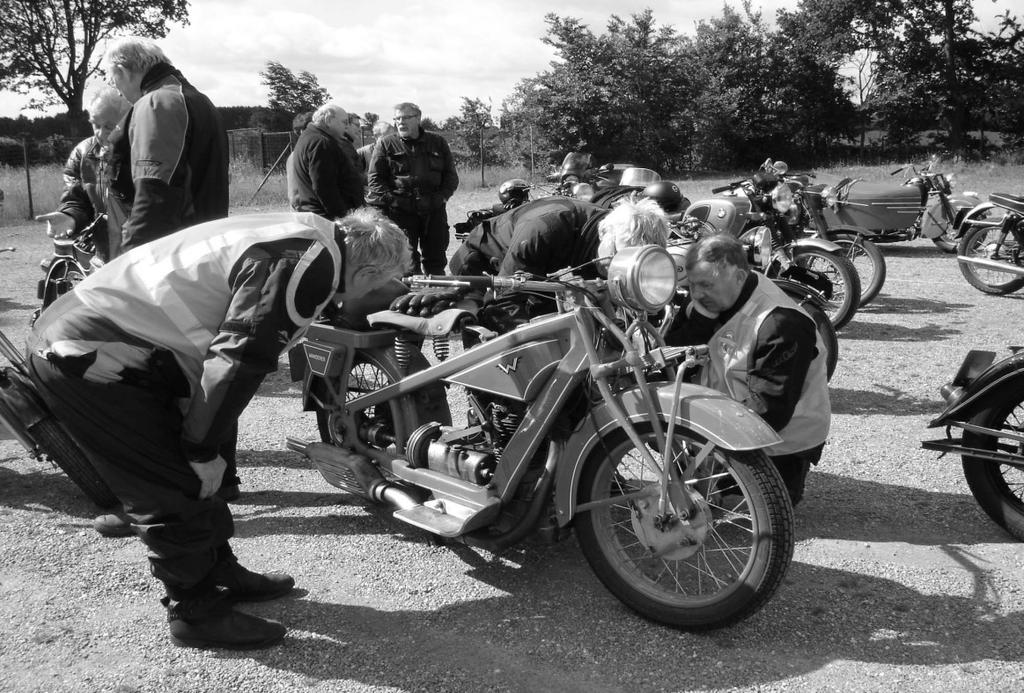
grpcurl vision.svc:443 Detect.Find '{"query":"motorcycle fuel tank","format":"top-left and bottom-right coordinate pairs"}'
top-left (684, 197), bottom-right (753, 237)
top-left (825, 181), bottom-right (925, 232)
top-left (446, 337), bottom-right (569, 402)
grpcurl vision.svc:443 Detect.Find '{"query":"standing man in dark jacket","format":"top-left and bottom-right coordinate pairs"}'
top-left (100, 37), bottom-right (228, 254)
top-left (289, 103), bottom-right (365, 220)
top-left (368, 102), bottom-right (459, 275)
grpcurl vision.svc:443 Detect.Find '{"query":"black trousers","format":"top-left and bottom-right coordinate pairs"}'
top-left (29, 354), bottom-right (234, 591)
top-left (770, 442), bottom-right (825, 507)
top-left (388, 207), bottom-right (449, 275)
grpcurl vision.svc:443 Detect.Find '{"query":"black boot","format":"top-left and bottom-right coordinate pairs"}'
top-left (162, 589), bottom-right (285, 650)
top-left (212, 544), bottom-right (295, 602)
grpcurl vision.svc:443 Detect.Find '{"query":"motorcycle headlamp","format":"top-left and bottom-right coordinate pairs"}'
top-left (771, 183), bottom-right (794, 213)
top-left (750, 226), bottom-right (773, 268)
top-left (606, 245), bottom-right (678, 312)
top-left (572, 182), bottom-right (595, 201)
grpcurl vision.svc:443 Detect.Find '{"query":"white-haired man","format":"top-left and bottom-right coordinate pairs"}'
top-left (289, 103), bottom-right (365, 219)
top-left (35, 86), bottom-right (130, 261)
top-left (100, 36), bottom-right (228, 253)
top-left (27, 209), bottom-right (410, 650)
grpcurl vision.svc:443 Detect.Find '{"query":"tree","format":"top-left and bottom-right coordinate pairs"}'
top-left (0, 0), bottom-right (189, 127)
top-left (259, 60), bottom-right (330, 116)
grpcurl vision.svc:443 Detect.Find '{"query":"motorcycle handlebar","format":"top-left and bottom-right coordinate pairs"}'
top-left (711, 180), bottom-right (745, 194)
top-left (410, 274), bottom-right (595, 295)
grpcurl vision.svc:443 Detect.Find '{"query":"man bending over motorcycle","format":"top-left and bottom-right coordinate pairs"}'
top-left (26, 208), bottom-right (410, 650)
top-left (665, 233), bottom-right (831, 506)
top-left (392, 196), bottom-right (669, 330)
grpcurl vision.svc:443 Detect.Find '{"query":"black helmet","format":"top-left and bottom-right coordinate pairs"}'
top-left (642, 180), bottom-right (685, 213)
top-left (498, 178), bottom-right (531, 205)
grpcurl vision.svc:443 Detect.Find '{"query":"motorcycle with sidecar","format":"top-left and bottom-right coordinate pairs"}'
top-left (287, 246), bottom-right (796, 630)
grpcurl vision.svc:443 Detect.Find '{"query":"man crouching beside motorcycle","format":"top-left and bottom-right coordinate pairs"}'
top-left (391, 196), bottom-right (670, 330)
top-left (26, 208), bottom-right (411, 650)
top-left (664, 233), bottom-right (831, 506)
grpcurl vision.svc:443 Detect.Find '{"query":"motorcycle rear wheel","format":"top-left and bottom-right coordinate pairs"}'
top-left (956, 224), bottom-right (1024, 295)
top-left (575, 424), bottom-right (794, 630)
top-left (960, 382), bottom-right (1024, 541)
top-left (315, 346), bottom-right (449, 453)
top-left (830, 232), bottom-right (885, 306)
top-left (792, 248), bottom-right (861, 330)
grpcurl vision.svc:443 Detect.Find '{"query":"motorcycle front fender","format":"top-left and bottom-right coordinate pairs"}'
top-left (791, 237), bottom-right (842, 254)
top-left (552, 382), bottom-right (782, 526)
top-left (929, 350), bottom-right (1024, 427)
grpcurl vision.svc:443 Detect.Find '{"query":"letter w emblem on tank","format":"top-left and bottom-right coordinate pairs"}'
top-left (497, 356), bottom-right (520, 374)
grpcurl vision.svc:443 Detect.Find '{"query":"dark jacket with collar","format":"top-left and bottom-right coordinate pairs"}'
top-left (108, 62), bottom-right (228, 254)
top-left (290, 123), bottom-right (365, 219)
top-left (367, 130), bottom-right (458, 213)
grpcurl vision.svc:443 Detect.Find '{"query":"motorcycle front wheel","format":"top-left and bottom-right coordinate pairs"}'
top-left (961, 382), bottom-right (1024, 541)
top-left (792, 248), bottom-right (861, 330)
top-left (956, 223), bottom-right (1024, 295)
top-left (830, 232), bottom-right (886, 306)
top-left (575, 424), bottom-right (794, 630)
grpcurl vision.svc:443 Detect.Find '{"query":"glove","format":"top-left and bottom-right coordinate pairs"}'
top-left (389, 287), bottom-right (465, 317)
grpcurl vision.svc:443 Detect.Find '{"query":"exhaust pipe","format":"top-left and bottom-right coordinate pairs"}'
top-left (957, 255), bottom-right (1024, 277)
top-left (286, 437), bottom-right (421, 510)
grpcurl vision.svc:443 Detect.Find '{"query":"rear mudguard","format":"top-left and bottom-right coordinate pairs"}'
top-left (771, 277), bottom-right (829, 309)
top-left (792, 237), bottom-right (842, 254)
top-left (553, 381), bottom-right (781, 526)
top-left (929, 351), bottom-right (1024, 427)
top-left (949, 200), bottom-right (997, 238)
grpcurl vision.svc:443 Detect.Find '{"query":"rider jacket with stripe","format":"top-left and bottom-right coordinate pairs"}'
top-left (29, 213), bottom-right (341, 463)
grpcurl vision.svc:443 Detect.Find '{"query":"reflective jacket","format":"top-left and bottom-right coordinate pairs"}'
top-left (700, 273), bottom-right (830, 455)
top-left (30, 212), bottom-right (341, 462)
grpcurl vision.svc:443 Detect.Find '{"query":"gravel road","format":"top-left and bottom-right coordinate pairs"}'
top-left (2, 207), bottom-right (1023, 693)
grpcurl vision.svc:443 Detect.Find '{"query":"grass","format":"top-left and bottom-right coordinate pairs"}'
top-left (3, 159), bottom-right (1022, 227)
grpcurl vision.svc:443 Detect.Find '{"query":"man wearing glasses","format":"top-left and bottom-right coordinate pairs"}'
top-left (367, 102), bottom-right (459, 275)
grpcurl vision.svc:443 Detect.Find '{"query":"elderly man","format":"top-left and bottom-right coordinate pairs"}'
top-left (666, 233), bottom-right (831, 506)
top-left (35, 86), bottom-right (130, 262)
top-left (100, 36), bottom-right (228, 253)
top-left (27, 208), bottom-right (411, 650)
top-left (368, 102), bottom-right (458, 275)
top-left (289, 103), bottom-right (364, 220)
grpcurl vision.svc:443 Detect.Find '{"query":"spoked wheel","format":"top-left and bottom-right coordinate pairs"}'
top-left (957, 220), bottom-right (1024, 296)
top-left (830, 232), bottom-right (886, 306)
top-left (575, 424), bottom-right (794, 630)
top-left (792, 248), bottom-right (861, 330)
top-left (961, 383), bottom-right (1024, 541)
top-left (315, 346), bottom-right (449, 453)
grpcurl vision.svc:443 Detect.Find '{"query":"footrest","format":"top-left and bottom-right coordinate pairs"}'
top-left (393, 496), bottom-right (502, 538)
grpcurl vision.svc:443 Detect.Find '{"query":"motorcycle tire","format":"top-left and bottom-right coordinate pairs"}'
top-left (792, 248), bottom-right (861, 331)
top-left (315, 345), bottom-right (451, 453)
top-left (960, 381), bottom-right (1024, 541)
top-left (575, 423), bottom-right (794, 630)
top-left (830, 233), bottom-right (886, 306)
top-left (956, 224), bottom-right (1024, 296)
top-left (931, 231), bottom-right (958, 254)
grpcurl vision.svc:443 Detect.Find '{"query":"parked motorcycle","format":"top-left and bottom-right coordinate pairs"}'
top-left (32, 215), bottom-right (104, 325)
top-left (817, 156), bottom-right (979, 254)
top-left (954, 192), bottom-right (1024, 295)
top-left (769, 160), bottom-right (887, 306)
top-left (923, 347), bottom-right (1024, 541)
top-left (288, 248), bottom-right (795, 630)
top-left (548, 152), bottom-right (641, 199)
top-left (681, 169), bottom-right (861, 330)
top-left (0, 327), bottom-right (118, 508)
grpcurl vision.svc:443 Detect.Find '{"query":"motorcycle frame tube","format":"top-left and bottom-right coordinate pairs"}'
top-left (553, 382), bottom-right (782, 526)
top-left (929, 352), bottom-right (1024, 427)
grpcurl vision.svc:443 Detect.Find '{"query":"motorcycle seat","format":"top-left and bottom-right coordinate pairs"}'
top-left (367, 307), bottom-right (476, 337)
top-left (990, 193), bottom-right (1024, 215)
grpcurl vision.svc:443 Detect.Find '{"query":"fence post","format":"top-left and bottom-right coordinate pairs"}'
top-left (479, 127), bottom-right (485, 187)
top-left (21, 136), bottom-right (33, 219)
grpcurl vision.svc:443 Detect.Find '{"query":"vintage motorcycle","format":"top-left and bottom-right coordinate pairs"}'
top-left (922, 346), bottom-right (1024, 541)
top-left (953, 192), bottom-right (1024, 295)
top-left (288, 247), bottom-right (795, 630)
top-left (816, 157), bottom-right (979, 254)
top-left (0, 326), bottom-right (118, 508)
top-left (681, 169), bottom-right (861, 330)
top-left (767, 159), bottom-right (887, 306)
top-left (32, 215), bottom-right (104, 325)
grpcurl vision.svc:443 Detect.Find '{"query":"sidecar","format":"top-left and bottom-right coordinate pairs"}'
top-left (820, 179), bottom-right (924, 233)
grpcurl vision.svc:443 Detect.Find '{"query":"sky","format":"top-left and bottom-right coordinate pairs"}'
top-left (0, 0), bottom-right (1018, 121)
